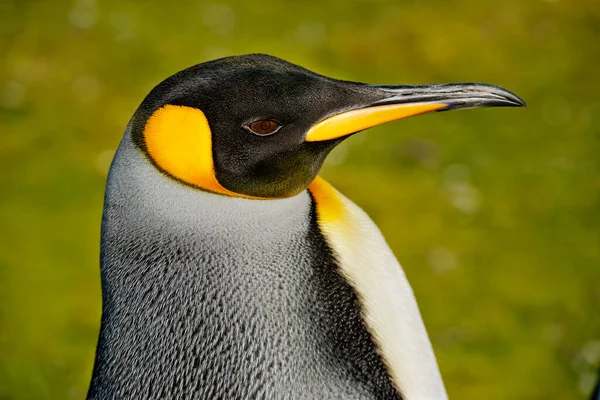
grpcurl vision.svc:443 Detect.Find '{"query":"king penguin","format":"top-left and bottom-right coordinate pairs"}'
top-left (87, 54), bottom-right (525, 400)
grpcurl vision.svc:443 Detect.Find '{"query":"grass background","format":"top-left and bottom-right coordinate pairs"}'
top-left (1, 0), bottom-right (599, 398)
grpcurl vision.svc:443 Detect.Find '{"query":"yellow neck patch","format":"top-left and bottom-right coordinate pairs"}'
top-left (143, 105), bottom-right (261, 199)
top-left (308, 176), bottom-right (345, 223)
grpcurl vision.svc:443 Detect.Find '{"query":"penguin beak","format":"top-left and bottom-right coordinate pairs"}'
top-left (304, 83), bottom-right (526, 142)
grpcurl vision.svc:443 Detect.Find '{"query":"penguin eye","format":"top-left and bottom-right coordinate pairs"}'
top-left (247, 120), bottom-right (281, 136)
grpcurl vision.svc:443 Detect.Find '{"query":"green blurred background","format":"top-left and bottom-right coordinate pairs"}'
top-left (1, 0), bottom-right (599, 398)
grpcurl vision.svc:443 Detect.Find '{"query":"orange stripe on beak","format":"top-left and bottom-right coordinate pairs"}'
top-left (305, 102), bottom-right (447, 142)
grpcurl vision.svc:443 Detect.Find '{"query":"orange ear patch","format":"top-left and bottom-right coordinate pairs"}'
top-left (144, 105), bottom-right (259, 198)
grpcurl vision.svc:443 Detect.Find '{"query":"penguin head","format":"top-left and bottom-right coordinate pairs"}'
top-left (131, 54), bottom-right (524, 199)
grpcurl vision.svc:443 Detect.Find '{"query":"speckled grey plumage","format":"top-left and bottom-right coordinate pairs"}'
top-left (87, 128), bottom-right (401, 399)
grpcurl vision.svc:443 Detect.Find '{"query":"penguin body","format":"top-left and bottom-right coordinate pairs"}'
top-left (89, 132), bottom-right (402, 399)
top-left (88, 54), bottom-right (524, 399)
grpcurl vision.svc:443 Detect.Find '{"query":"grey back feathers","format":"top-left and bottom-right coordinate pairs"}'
top-left (87, 128), bottom-right (401, 399)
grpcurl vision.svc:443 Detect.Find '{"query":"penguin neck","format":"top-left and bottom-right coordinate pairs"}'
top-left (103, 131), bottom-right (311, 232)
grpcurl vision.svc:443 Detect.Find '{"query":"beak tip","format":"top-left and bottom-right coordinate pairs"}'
top-left (507, 93), bottom-right (527, 108)
top-left (373, 82), bottom-right (527, 111)
top-left (484, 84), bottom-right (527, 108)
